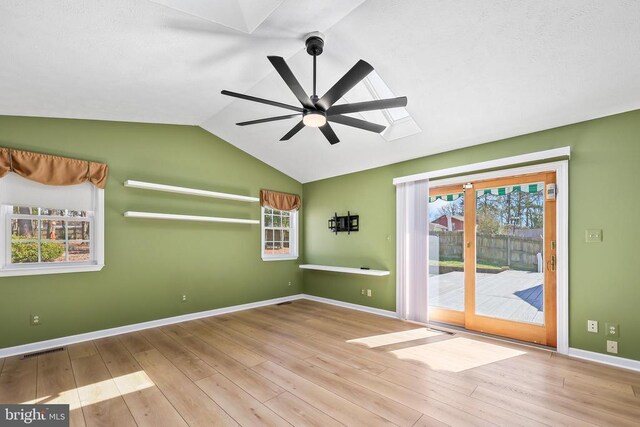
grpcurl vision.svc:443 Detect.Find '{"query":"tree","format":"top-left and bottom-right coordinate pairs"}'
top-left (436, 198), bottom-right (464, 218)
top-left (17, 207), bottom-right (35, 238)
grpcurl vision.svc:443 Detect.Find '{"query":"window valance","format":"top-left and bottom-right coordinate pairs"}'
top-left (260, 189), bottom-right (301, 211)
top-left (0, 147), bottom-right (108, 189)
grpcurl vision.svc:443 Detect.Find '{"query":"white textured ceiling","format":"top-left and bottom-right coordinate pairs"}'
top-left (2, 1), bottom-right (640, 182)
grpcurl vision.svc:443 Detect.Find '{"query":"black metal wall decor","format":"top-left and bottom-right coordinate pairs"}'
top-left (328, 211), bottom-right (359, 234)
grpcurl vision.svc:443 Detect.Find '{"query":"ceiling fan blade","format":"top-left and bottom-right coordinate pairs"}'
top-left (319, 123), bottom-right (340, 145)
top-left (236, 114), bottom-right (300, 126)
top-left (327, 97), bottom-right (408, 116)
top-left (268, 56), bottom-right (314, 109)
top-left (280, 121), bottom-right (305, 141)
top-left (221, 90), bottom-right (303, 112)
top-left (328, 115), bottom-right (386, 133)
top-left (316, 60), bottom-right (374, 111)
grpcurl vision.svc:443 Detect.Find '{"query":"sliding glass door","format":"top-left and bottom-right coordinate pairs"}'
top-left (428, 172), bottom-right (557, 346)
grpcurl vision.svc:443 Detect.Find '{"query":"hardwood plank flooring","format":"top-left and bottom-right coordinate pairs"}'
top-left (70, 353), bottom-right (136, 426)
top-left (2, 300), bottom-right (640, 426)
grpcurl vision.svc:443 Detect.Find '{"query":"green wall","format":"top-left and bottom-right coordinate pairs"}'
top-left (303, 109), bottom-right (640, 361)
top-left (0, 116), bottom-right (303, 348)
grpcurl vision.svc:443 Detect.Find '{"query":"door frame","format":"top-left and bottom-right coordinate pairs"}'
top-left (425, 160), bottom-right (569, 353)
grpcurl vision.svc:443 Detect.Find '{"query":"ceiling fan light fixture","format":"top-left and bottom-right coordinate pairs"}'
top-left (303, 110), bottom-right (327, 128)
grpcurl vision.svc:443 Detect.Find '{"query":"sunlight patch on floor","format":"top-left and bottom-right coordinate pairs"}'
top-left (347, 328), bottom-right (442, 348)
top-left (390, 337), bottom-right (526, 372)
top-left (24, 371), bottom-right (154, 408)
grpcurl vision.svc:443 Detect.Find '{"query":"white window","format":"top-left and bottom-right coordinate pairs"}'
top-left (261, 207), bottom-right (298, 261)
top-left (0, 173), bottom-right (104, 276)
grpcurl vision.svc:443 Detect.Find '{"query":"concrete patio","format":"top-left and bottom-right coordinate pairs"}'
top-left (428, 270), bottom-right (545, 324)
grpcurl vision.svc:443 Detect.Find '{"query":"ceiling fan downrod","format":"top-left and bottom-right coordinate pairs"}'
top-left (305, 31), bottom-right (325, 104)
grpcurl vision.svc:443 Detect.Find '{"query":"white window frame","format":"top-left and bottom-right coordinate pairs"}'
top-left (261, 206), bottom-right (298, 261)
top-left (0, 184), bottom-right (104, 277)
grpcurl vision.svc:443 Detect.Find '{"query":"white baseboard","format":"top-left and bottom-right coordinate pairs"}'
top-left (7, 294), bottom-right (638, 374)
top-left (568, 348), bottom-right (640, 372)
top-left (301, 294), bottom-right (398, 318)
top-left (0, 294), bottom-right (304, 358)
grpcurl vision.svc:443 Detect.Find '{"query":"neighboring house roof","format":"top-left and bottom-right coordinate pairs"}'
top-left (432, 214), bottom-right (464, 223)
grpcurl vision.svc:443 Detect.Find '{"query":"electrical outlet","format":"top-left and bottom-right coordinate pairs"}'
top-left (30, 314), bottom-right (41, 326)
top-left (587, 320), bottom-right (598, 333)
top-left (288, 281), bottom-right (292, 287)
top-left (181, 294), bottom-right (187, 302)
top-left (606, 340), bottom-right (618, 354)
top-left (361, 289), bottom-right (365, 295)
top-left (367, 289), bottom-right (372, 297)
top-left (605, 323), bottom-right (619, 337)
top-left (585, 229), bottom-right (602, 243)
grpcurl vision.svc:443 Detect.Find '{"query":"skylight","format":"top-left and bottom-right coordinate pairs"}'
top-left (363, 71), bottom-right (411, 123)
top-left (343, 70), bottom-right (421, 142)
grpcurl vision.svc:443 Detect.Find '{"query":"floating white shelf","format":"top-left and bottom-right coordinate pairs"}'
top-left (124, 211), bottom-right (259, 224)
top-left (124, 180), bottom-right (259, 203)
top-left (299, 264), bottom-right (390, 276)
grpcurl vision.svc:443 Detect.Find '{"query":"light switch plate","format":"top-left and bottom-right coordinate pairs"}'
top-left (585, 229), bottom-right (602, 243)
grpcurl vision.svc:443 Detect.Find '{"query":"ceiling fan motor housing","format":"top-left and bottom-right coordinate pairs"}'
top-left (305, 32), bottom-right (325, 56)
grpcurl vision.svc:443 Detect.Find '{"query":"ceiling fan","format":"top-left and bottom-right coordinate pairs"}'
top-left (221, 32), bottom-right (408, 145)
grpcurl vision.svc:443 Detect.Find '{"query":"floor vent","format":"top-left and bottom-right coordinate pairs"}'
top-left (276, 301), bottom-right (293, 306)
top-left (20, 347), bottom-right (65, 359)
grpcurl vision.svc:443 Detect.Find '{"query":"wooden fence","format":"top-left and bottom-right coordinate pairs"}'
top-left (431, 231), bottom-right (543, 272)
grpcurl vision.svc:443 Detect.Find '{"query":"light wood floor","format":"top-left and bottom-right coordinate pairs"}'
top-left (1, 300), bottom-right (639, 426)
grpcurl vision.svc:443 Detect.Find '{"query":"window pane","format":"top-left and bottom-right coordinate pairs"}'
top-left (67, 210), bottom-right (87, 218)
top-left (12, 206), bottom-right (38, 215)
top-left (68, 242), bottom-right (90, 262)
top-left (282, 216), bottom-right (290, 228)
top-left (273, 215), bottom-right (282, 227)
top-left (428, 193), bottom-right (465, 314)
top-left (265, 229), bottom-right (274, 241)
top-left (41, 242), bottom-right (66, 263)
top-left (265, 207), bottom-right (273, 214)
top-left (40, 220), bottom-right (66, 240)
top-left (11, 242), bottom-right (39, 263)
top-left (40, 208), bottom-right (67, 216)
top-left (283, 230), bottom-right (290, 242)
top-left (264, 241), bottom-right (275, 254)
top-left (11, 219), bottom-right (38, 239)
top-left (273, 230), bottom-right (282, 241)
top-left (68, 221), bottom-right (90, 240)
top-left (475, 185), bottom-right (545, 325)
top-left (264, 215), bottom-right (273, 227)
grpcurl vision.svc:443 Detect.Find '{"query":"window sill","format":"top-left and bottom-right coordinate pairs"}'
top-left (0, 264), bottom-right (104, 277)
top-left (261, 256), bottom-right (299, 262)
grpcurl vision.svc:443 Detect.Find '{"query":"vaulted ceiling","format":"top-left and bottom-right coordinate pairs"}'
top-left (2, 1), bottom-right (639, 182)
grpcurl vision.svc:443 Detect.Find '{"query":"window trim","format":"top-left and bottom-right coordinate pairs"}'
top-left (260, 206), bottom-right (298, 261)
top-left (0, 187), bottom-right (105, 277)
